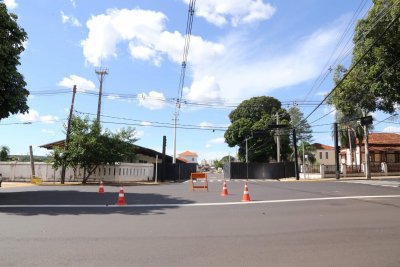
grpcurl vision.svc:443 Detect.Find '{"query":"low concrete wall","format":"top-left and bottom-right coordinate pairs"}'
top-left (0, 162), bottom-right (154, 183)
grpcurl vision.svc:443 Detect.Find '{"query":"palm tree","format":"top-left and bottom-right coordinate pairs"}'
top-left (0, 146), bottom-right (10, 161)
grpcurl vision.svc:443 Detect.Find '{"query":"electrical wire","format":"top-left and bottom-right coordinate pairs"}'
top-left (300, 8), bottom-right (400, 126)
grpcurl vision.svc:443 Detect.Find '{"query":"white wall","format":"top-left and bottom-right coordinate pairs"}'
top-left (0, 161), bottom-right (154, 183)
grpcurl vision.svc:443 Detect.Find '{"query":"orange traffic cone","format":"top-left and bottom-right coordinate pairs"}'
top-left (242, 182), bottom-right (251, 202)
top-left (116, 186), bottom-right (127, 206)
top-left (98, 180), bottom-right (105, 194)
top-left (221, 180), bottom-right (229, 196)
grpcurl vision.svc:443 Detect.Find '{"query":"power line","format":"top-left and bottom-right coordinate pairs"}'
top-left (75, 110), bottom-right (228, 130)
top-left (301, 8), bottom-right (400, 125)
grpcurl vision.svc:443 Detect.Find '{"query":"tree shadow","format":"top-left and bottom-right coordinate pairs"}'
top-left (0, 190), bottom-right (194, 216)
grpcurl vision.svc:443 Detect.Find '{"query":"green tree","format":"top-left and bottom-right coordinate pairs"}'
top-left (333, 110), bottom-right (365, 168)
top-left (288, 105), bottom-right (313, 143)
top-left (0, 145), bottom-right (10, 161)
top-left (213, 155), bottom-right (235, 168)
top-left (330, 0), bottom-right (400, 115)
top-left (51, 116), bottom-right (138, 184)
top-left (298, 141), bottom-right (316, 165)
top-left (0, 3), bottom-right (29, 120)
top-left (224, 96), bottom-right (291, 163)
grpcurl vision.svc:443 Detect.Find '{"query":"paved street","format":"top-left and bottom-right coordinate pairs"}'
top-left (1, 180), bottom-right (399, 266)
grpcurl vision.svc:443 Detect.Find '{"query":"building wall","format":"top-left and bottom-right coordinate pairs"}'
top-left (180, 155), bottom-right (198, 163)
top-left (314, 149), bottom-right (335, 165)
top-left (0, 161), bottom-right (154, 182)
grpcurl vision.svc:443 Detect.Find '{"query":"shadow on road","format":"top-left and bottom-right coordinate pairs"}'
top-left (0, 190), bottom-right (194, 216)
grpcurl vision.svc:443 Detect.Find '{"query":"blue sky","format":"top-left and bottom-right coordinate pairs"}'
top-left (2, 0), bottom-right (397, 162)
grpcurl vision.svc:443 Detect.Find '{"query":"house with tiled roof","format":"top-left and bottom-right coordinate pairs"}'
top-left (341, 133), bottom-right (400, 165)
top-left (178, 151), bottom-right (198, 163)
top-left (312, 143), bottom-right (335, 165)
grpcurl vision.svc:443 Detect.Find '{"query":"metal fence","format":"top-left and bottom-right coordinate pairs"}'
top-left (370, 162), bottom-right (382, 173)
top-left (223, 162), bottom-right (295, 180)
top-left (154, 163), bottom-right (197, 182)
top-left (346, 165), bottom-right (362, 173)
top-left (387, 162), bottom-right (400, 172)
top-left (302, 165), bottom-right (320, 174)
top-left (325, 165), bottom-right (339, 174)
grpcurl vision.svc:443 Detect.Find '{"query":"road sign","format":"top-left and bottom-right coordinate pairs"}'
top-left (360, 115), bottom-right (373, 126)
top-left (267, 124), bottom-right (288, 129)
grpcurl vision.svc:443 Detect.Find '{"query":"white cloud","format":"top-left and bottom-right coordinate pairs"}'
top-left (383, 126), bottom-right (400, 133)
top-left (106, 94), bottom-right (121, 100)
top-left (41, 129), bottom-right (56, 135)
top-left (135, 130), bottom-right (144, 139)
top-left (138, 91), bottom-right (166, 110)
top-left (141, 121), bottom-right (152, 126)
top-left (60, 11), bottom-right (82, 27)
top-left (183, 0), bottom-right (276, 27)
top-left (185, 76), bottom-right (223, 103)
top-left (4, 0), bottom-right (17, 9)
top-left (205, 137), bottom-right (226, 149)
top-left (16, 109), bottom-right (59, 124)
top-left (188, 20), bottom-right (347, 102)
top-left (81, 8), bottom-right (224, 66)
top-left (57, 75), bottom-right (96, 92)
top-left (323, 106), bottom-right (336, 116)
top-left (199, 121), bottom-right (213, 129)
top-left (70, 0), bottom-right (76, 8)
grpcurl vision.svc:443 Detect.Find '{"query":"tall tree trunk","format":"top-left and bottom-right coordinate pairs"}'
top-left (82, 166), bottom-right (97, 184)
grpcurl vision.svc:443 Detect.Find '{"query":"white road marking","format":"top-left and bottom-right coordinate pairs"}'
top-left (341, 180), bottom-right (400, 188)
top-left (1, 195), bottom-right (399, 208)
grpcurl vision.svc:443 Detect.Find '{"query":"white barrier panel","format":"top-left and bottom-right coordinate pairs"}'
top-left (0, 162), bottom-right (154, 182)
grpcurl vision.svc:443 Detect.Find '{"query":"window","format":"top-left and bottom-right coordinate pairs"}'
top-left (326, 152), bottom-right (329, 159)
top-left (319, 152), bottom-right (322, 159)
top-left (192, 158), bottom-right (195, 161)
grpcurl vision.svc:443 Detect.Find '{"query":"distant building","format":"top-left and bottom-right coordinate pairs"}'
top-left (178, 151), bottom-right (198, 163)
top-left (312, 143), bottom-right (335, 165)
top-left (340, 133), bottom-right (400, 164)
top-left (40, 140), bottom-right (185, 163)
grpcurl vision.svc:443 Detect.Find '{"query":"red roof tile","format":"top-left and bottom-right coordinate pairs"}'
top-left (179, 151), bottom-right (198, 157)
top-left (361, 133), bottom-right (400, 145)
top-left (312, 143), bottom-right (334, 150)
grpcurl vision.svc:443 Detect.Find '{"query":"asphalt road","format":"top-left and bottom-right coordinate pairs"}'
top-left (1, 180), bottom-right (399, 267)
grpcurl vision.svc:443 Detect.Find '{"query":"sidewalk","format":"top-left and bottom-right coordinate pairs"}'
top-left (280, 175), bottom-right (400, 182)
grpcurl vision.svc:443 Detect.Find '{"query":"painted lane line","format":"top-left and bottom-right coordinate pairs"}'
top-left (0, 195), bottom-right (399, 208)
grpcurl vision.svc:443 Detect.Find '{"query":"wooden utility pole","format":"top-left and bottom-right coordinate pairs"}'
top-left (29, 145), bottom-right (35, 180)
top-left (61, 85), bottom-right (77, 184)
top-left (276, 112), bottom-right (280, 162)
top-left (292, 128), bottom-right (299, 180)
top-left (95, 67), bottom-right (109, 122)
top-left (334, 122), bottom-right (340, 179)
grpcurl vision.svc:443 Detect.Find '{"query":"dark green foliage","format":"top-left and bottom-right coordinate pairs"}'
top-left (331, 0), bottom-right (400, 115)
top-left (224, 96), bottom-right (291, 163)
top-left (51, 116), bottom-right (138, 183)
top-left (0, 146), bottom-right (10, 161)
top-left (0, 3), bottom-right (29, 120)
top-left (288, 106), bottom-right (313, 143)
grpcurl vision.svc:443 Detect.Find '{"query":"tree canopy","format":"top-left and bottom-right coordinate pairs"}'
top-left (0, 3), bottom-right (29, 120)
top-left (288, 106), bottom-right (313, 143)
top-left (0, 145), bottom-right (10, 161)
top-left (51, 116), bottom-right (138, 183)
top-left (330, 0), bottom-right (400, 115)
top-left (224, 96), bottom-right (291, 163)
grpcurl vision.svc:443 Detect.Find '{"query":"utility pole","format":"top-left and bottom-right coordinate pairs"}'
top-left (292, 128), bottom-right (299, 180)
top-left (276, 112), bottom-right (280, 162)
top-left (333, 122), bottom-right (340, 179)
top-left (361, 114), bottom-right (372, 180)
top-left (95, 67), bottom-right (109, 122)
top-left (29, 145), bottom-right (35, 180)
top-left (61, 85), bottom-right (77, 184)
top-left (173, 112), bottom-right (177, 163)
top-left (162, 135), bottom-right (166, 182)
